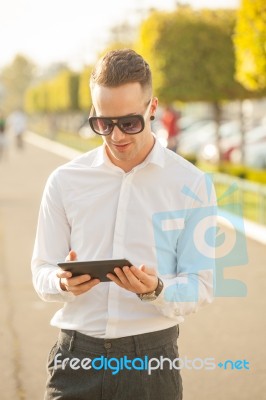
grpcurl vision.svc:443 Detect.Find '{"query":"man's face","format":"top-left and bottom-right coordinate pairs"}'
top-left (91, 82), bottom-right (157, 171)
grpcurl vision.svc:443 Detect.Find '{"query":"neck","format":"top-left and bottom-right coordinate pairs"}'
top-left (106, 134), bottom-right (155, 172)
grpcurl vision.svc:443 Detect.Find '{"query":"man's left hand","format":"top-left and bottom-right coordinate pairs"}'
top-left (107, 265), bottom-right (158, 294)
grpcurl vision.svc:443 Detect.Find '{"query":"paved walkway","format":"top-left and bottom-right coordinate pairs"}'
top-left (0, 134), bottom-right (265, 400)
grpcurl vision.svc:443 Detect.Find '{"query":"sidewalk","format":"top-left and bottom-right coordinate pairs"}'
top-left (0, 135), bottom-right (265, 399)
top-left (0, 140), bottom-right (66, 400)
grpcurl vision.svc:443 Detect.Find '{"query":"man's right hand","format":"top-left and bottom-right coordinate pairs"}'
top-left (56, 250), bottom-right (100, 295)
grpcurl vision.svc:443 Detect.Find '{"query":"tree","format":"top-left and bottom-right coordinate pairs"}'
top-left (0, 54), bottom-right (36, 111)
top-left (109, 22), bottom-right (137, 47)
top-left (97, 21), bottom-right (138, 60)
top-left (137, 7), bottom-right (254, 163)
top-left (78, 66), bottom-right (92, 112)
top-left (234, 0), bottom-right (266, 90)
top-left (25, 69), bottom-right (79, 113)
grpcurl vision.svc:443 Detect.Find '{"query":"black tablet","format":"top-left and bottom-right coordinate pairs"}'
top-left (57, 258), bottom-right (132, 282)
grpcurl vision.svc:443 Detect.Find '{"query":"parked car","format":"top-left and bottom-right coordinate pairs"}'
top-left (178, 119), bottom-right (227, 160)
top-left (226, 124), bottom-right (266, 168)
top-left (154, 116), bottom-right (211, 150)
top-left (197, 120), bottom-right (243, 163)
top-left (197, 120), bottom-right (265, 165)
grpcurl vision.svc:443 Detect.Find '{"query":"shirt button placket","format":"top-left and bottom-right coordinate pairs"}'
top-left (112, 173), bottom-right (133, 258)
top-left (105, 172), bottom-right (134, 338)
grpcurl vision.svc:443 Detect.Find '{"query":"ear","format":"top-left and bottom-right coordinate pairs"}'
top-left (151, 97), bottom-right (158, 116)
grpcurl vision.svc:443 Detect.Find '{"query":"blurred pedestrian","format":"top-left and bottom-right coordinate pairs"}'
top-left (161, 105), bottom-right (180, 152)
top-left (0, 110), bottom-right (8, 161)
top-left (7, 108), bottom-right (27, 149)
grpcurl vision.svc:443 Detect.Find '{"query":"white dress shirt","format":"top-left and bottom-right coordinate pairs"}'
top-left (31, 139), bottom-right (216, 338)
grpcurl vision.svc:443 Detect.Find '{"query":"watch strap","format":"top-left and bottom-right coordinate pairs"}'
top-left (137, 278), bottom-right (164, 301)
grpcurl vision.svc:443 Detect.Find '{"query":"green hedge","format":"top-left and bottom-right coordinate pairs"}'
top-left (194, 160), bottom-right (266, 185)
top-left (218, 162), bottom-right (266, 185)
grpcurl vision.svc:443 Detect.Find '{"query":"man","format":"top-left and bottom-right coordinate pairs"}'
top-left (0, 109), bottom-right (8, 161)
top-left (7, 107), bottom-right (27, 149)
top-left (161, 105), bottom-right (180, 152)
top-left (32, 49), bottom-right (216, 400)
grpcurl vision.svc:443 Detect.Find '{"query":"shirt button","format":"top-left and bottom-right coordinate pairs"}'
top-left (104, 342), bottom-right (112, 350)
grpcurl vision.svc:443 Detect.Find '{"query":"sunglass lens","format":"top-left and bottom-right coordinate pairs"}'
top-left (119, 116), bottom-right (143, 134)
top-left (91, 118), bottom-right (113, 135)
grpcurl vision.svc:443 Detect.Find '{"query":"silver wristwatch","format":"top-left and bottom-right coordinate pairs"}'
top-left (137, 278), bottom-right (164, 301)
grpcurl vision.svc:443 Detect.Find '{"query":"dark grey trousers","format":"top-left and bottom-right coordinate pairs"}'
top-left (45, 326), bottom-right (183, 400)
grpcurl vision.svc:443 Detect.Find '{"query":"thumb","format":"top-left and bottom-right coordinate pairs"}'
top-left (65, 250), bottom-right (78, 262)
top-left (140, 264), bottom-right (156, 276)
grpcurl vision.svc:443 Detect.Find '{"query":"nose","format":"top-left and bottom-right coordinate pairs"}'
top-left (111, 124), bottom-right (127, 141)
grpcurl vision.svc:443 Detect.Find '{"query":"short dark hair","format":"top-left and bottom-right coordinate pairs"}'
top-left (90, 49), bottom-right (152, 93)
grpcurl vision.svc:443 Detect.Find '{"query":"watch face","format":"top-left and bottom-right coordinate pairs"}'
top-left (140, 292), bottom-right (157, 301)
top-left (138, 278), bottom-right (164, 301)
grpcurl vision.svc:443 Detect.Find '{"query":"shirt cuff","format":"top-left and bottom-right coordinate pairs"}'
top-left (151, 276), bottom-right (184, 313)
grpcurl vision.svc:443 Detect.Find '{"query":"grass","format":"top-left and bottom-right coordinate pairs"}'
top-left (196, 161), bottom-right (266, 225)
top-left (214, 182), bottom-right (266, 225)
top-left (28, 118), bottom-right (103, 153)
top-left (50, 131), bottom-right (103, 153)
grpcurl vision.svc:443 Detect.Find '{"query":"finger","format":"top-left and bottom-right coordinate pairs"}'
top-left (123, 266), bottom-right (159, 293)
top-left (57, 269), bottom-right (72, 279)
top-left (126, 266), bottom-right (158, 292)
top-left (65, 250), bottom-right (77, 262)
top-left (60, 274), bottom-right (91, 291)
top-left (129, 265), bottom-right (156, 284)
top-left (106, 272), bottom-right (125, 287)
top-left (122, 266), bottom-right (144, 288)
top-left (109, 267), bottom-right (145, 293)
top-left (68, 278), bottom-right (100, 295)
top-left (114, 267), bottom-right (132, 286)
top-left (67, 274), bottom-right (91, 286)
top-left (139, 265), bottom-right (157, 276)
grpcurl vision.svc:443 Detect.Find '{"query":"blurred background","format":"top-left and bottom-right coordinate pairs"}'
top-left (1, 0), bottom-right (266, 224)
top-left (0, 0), bottom-right (265, 399)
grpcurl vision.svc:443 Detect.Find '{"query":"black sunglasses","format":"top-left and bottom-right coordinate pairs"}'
top-left (88, 100), bottom-right (152, 136)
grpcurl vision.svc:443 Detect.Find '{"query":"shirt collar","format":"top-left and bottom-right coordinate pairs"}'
top-left (144, 135), bottom-right (165, 169)
top-left (90, 145), bottom-right (106, 168)
top-left (90, 135), bottom-right (165, 170)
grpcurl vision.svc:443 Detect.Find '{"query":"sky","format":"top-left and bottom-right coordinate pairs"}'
top-left (0, 0), bottom-right (240, 71)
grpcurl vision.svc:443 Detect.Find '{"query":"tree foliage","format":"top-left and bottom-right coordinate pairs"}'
top-left (0, 54), bottom-right (36, 111)
top-left (137, 7), bottom-right (252, 104)
top-left (136, 7), bottom-right (257, 164)
top-left (78, 66), bottom-right (92, 111)
top-left (25, 69), bottom-right (80, 113)
top-left (234, 0), bottom-right (266, 90)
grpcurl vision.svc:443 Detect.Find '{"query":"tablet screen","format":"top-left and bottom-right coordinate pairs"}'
top-left (57, 258), bottom-right (132, 282)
